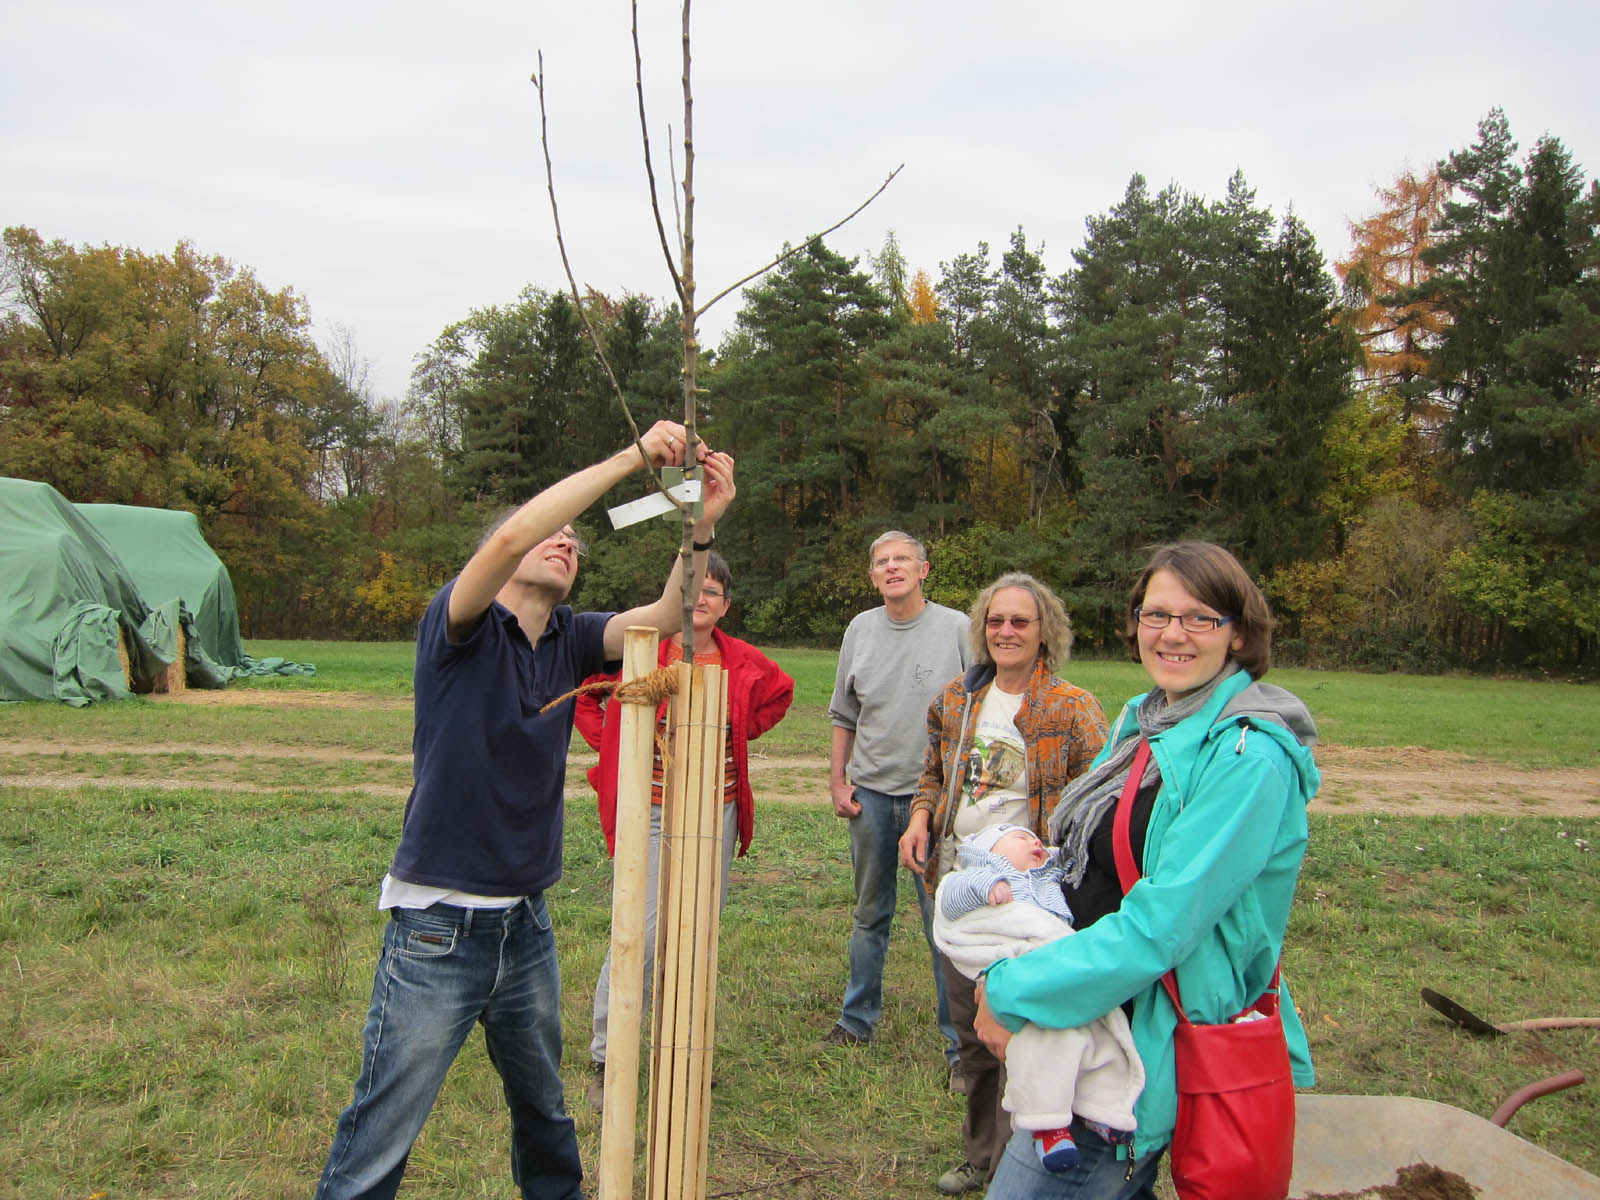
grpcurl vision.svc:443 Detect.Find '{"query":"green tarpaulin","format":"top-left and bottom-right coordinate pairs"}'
top-left (1, 480), bottom-right (314, 703)
top-left (0, 478), bottom-right (169, 704)
top-left (72, 503), bottom-right (314, 685)
top-left (76, 502), bottom-right (248, 684)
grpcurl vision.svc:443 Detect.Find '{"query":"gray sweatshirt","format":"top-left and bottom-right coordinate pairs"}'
top-left (830, 601), bottom-right (971, 794)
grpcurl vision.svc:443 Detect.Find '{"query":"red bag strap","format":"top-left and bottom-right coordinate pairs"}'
top-left (1111, 738), bottom-right (1151, 895)
top-left (1110, 737), bottom-right (1280, 1025)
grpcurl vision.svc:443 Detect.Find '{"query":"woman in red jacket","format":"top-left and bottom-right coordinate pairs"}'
top-left (574, 552), bottom-right (794, 1109)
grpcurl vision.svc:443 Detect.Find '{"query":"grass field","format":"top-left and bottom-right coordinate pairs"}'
top-left (1, 642), bottom-right (1597, 1198)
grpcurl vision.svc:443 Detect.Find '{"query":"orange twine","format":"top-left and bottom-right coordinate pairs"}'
top-left (540, 665), bottom-right (680, 715)
top-left (541, 664), bottom-right (681, 771)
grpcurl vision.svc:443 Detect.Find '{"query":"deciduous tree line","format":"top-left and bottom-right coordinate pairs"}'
top-left (3, 110), bottom-right (1596, 670)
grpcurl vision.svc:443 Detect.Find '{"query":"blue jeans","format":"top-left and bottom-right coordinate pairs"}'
top-left (314, 897), bottom-right (582, 1200)
top-left (839, 786), bottom-right (958, 1061)
top-left (984, 1124), bottom-right (1163, 1200)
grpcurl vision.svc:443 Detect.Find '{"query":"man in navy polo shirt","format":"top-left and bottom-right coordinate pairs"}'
top-left (315, 420), bottom-right (735, 1200)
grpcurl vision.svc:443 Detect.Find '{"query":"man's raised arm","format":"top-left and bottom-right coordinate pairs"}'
top-left (603, 449), bottom-right (737, 658)
top-left (447, 421), bottom-right (688, 637)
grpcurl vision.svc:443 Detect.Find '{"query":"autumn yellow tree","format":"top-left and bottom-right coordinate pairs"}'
top-left (907, 269), bottom-right (938, 323)
top-left (0, 226), bottom-right (327, 632)
top-left (1336, 169), bottom-right (1450, 419)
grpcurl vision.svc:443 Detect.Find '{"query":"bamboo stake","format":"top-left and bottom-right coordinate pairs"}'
top-left (597, 627), bottom-right (661, 1200)
top-left (645, 660), bottom-right (730, 1200)
top-left (645, 670), bottom-right (673, 1197)
top-left (689, 666), bottom-right (728, 1200)
top-left (648, 659), bottom-right (696, 1199)
top-left (667, 663), bottom-right (709, 1199)
top-left (679, 666), bottom-right (715, 1197)
top-left (706, 674), bottom-right (730, 1193)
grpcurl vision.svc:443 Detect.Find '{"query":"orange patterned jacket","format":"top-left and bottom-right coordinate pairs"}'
top-left (912, 656), bottom-right (1109, 888)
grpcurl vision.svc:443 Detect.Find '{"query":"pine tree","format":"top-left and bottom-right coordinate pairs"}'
top-left (1421, 108), bottom-right (1523, 435)
top-left (706, 239), bottom-right (890, 632)
top-left (1057, 174), bottom-right (1356, 620)
top-left (869, 230), bottom-right (912, 322)
top-left (450, 288), bottom-right (680, 508)
top-left (1425, 120), bottom-right (1600, 663)
top-left (862, 317), bottom-right (973, 537)
top-left (969, 228), bottom-right (1065, 522)
top-left (1209, 188), bottom-right (1361, 572)
top-left (937, 242), bottom-right (995, 367)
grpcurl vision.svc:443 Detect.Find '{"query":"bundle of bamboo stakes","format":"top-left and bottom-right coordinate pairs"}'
top-left (598, 628), bottom-right (729, 1200)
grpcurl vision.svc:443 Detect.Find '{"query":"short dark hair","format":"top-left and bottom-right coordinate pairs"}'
top-left (1120, 542), bottom-right (1274, 678)
top-left (703, 551), bottom-right (732, 600)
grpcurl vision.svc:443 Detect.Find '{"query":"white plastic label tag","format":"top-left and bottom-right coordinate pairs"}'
top-left (606, 479), bottom-right (702, 529)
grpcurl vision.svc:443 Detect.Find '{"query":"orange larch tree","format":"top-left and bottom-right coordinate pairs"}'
top-left (907, 269), bottom-right (939, 324)
top-left (1336, 169), bottom-right (1450, 419)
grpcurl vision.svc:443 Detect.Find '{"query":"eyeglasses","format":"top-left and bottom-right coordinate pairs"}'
top-left (985, 615), bottom-right (1035, 631)
top-left (550, 529), bottom-right (588, 558)
top-left (1135, 607), bottom-right (1232, 633)
top-left (872, 553), bottom-right (919, 570)
top-left (700, 587), bottom-right (726, 600)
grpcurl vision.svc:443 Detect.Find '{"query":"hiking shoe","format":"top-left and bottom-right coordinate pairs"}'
top-left (819, 1022), bottom-right (870, 1048)
top-left (935, 1161), bottom-right (986, 1195)
top-left (586, 1063), bottom-right (605, 1111)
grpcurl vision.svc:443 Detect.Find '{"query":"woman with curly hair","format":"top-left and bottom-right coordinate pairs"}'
top-left (900, 572), bottom-right (1109, 1195)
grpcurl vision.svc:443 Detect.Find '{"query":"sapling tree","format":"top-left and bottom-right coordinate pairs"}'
top-left (531, 0), bottom-right (898, 659)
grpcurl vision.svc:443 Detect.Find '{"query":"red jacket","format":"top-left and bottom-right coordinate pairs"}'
top-left (575, 627), bottom-right (794, 858)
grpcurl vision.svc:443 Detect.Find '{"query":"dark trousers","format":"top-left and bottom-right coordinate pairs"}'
top-left (944, 955), bottom-right (1011, 1174)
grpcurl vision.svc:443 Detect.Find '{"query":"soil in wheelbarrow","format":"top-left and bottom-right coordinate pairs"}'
top-left (1300, 1162), bottom-right (1478, 1199)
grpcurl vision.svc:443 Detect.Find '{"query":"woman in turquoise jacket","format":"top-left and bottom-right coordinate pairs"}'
top-left (975, 542), bottom-right (1319, 1199)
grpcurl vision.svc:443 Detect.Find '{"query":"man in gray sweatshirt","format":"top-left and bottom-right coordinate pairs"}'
top-left (823, 531), bottom-right (972, 1075)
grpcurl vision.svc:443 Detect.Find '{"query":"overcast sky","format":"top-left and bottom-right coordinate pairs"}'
top-left (5, 2), bottom-right (1596, 401)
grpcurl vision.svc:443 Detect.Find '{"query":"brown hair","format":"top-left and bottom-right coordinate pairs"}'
top-left (703, 551), bottom-right (732, 600)
top-left (969, 573), bottom-right (1074, 672)
top-left (1120, 542), bottom-right (1273, 678)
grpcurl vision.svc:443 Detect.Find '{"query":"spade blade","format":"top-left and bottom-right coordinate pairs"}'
top-left (1422, 988), bottom-right (1506, 1036)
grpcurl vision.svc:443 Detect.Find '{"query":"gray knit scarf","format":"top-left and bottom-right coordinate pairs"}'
top-left (1048, 662), bottom-right (1244, 887)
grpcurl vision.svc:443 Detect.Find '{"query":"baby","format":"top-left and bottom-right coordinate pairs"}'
top-left (933, 824), bottom-right (1144, 1171)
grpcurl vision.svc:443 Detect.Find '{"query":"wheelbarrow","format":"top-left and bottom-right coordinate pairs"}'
top-left (1287, 988), bottom-right (1600, 1196)
top-left (1289, 1086), bottom-right (1600, 1197)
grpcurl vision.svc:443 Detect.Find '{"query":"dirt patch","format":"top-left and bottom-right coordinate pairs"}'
top-left (742, 745), bottom-right (1600, 818)
top-left (146, 688), bottom-right (414, 711)
top-left (0, 775), bottom-right (416, 798)
top-left (3, 738), bottom-right (1596, 817)
top-left (1296, 1162), bottom-right (1479, 1199)
top-left (1307, 745), bottom-right (1599, 817)
top-left (2, 738), bottom-right (411, 764)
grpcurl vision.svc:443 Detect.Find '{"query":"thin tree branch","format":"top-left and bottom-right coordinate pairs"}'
top-left (531, 52), bottom-right (685, 509)
top-left (668, 130), bottom-right (685, 253)
top-left (694, 163), bottom-right (904, 318)
top-left (632, 0), bottom-right (686, 305)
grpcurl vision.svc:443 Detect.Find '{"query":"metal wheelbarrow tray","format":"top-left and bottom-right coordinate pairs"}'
top-left (1289, 1092), bottom-right (1600, 1198)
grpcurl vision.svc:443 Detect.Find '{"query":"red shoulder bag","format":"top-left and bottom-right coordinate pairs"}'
top-left (1112, 738), bottom-right (1296, 1200)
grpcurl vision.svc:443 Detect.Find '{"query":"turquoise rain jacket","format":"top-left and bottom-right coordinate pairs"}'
top-left (982, 669), bottom-right (1320, 1159)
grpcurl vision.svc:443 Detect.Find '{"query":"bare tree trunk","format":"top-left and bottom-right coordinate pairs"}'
top-left (677, 0), bottom-right (700, 663)
top-left (835, 373), bottom-right (847, 510)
